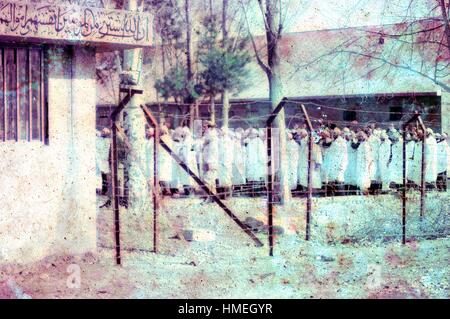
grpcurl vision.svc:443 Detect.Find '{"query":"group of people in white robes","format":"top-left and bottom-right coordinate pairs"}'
top-left (97, 121), bottom-right (449, 203)
top-left (145, 122), bottom-right (449, 198)
top-left (146, 122), bottom-right (269, 199)
top-left (284, 124), bottom-right (449, 195)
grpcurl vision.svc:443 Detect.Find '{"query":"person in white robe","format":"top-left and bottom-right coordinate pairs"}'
top-left (355, 131), bottom-right (373, 193)
top-left (410, 131), bottom-right (424, 187)
top-left (320, 129), bottom-right (333, 190)
top-left (232, 129), bottom-right (246, 190)
top-left (96, 128), bottom-right (111, 207)
top-left (194, 134), bottom-right (204, 180)
top-left (327, 128), bottom-right (348, 195)
top-left (286, 132), bottom-right (299, 191)
top-left (296, 128), bottom-right (305, 192)
top-left (297, 129), bottom-right (308, 191)
top-left (217, 127), bottom-right (234, 199)
top-left (158, 125), bottom-right (173, 196)
top-left (436, 133), bottom-right (449, 191)
top-left (202, 122), bottom-right (219, 202)
top-left (96, 129), bottom-right (109, 194)
top-left (95, 130), bottom-right (102, 192)
top-left (405, 132), bottom-right (416, 187)
top-left (344, 130), bottom-right (358, 194)
top-left (424, 129), bottom-right (438, 188)
top-left (297, 129), bottom-right (323, 190)
top-left (387, 130), bottom-right (403, 188)
top-left (378, 131), bottom-right (392, 192)
top-left (179, 126), bottom-right (199, 196)
top-left (170, 127), bottom-right (184, 196)
top-left (367, 129), bottom-right (381, 193)
top-left (144, 127), bottom-right (155, 194)
top-left (244, 128), bottom-right (261, 196)
top-left (257, 128), bottom-right (267, 184)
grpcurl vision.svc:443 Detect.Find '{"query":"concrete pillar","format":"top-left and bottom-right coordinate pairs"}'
top-left (47, 46), bottom-right (97, 256)
top-left (65, 46), bottom-right (97, 254)
top-left (122, 0), bottom-right (152, 217)
top-left (43, 46), bottom-right (74, 258)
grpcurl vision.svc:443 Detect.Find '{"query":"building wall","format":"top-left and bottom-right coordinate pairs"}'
top-left (0, 46), bottom-right (97, 264)
top-left (97, 22), bottom-right (448, 132)
top-left (141, 93), bottom-right (442, 132)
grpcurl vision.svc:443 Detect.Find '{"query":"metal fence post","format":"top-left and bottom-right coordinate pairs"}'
top-left (401, 112), bottom-right (427, 245)
top-left (142, 105), bottom-right (264, 248)
top-left (265, 98), bottom-right (288, 256)
top-left (111, 123), bottom-right (121, 264)
top-left (153, 122), bottom-right (160, 253)
top-left (300, 104), bottom-right (313, 241)
top-left (402, 128), bottom-right (407, 245)
top-left (109, 89), bottom-right (142, 265)
top-left (267, 123), bottom-right (274, 256)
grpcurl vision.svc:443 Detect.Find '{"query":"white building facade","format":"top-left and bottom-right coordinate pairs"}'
top-left (0, 0), bottom-right (151, 264)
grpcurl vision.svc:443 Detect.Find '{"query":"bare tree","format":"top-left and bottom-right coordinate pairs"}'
top-left (241, 0), bottom-right (292, 203)
top-left (293, 0), bottom-right (450, 94)
top-left (221, 0), bottom-right (229, 126)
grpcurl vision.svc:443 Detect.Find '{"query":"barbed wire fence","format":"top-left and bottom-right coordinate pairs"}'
top-left (97, 96), bottom-right (449, 264)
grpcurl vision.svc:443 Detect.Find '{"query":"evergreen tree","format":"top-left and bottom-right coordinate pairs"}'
top-left (198, 12), bottom-right (250, 125)
top-left (154, 66), bottom-right (201, 104)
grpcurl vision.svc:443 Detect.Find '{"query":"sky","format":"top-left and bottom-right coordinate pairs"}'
top-left (241, 0), bottom-right (438, 34)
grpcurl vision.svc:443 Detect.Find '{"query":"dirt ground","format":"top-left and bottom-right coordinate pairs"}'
top-left (0, 195), bottom-right (448, 299)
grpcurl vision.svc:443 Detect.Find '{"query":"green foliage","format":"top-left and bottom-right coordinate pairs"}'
top-left (151, 2), bottom-right (250, 103)
top-left (154, 67), bottom-right (201, 103)
top-left (198, 14), bottom-right (250, 97)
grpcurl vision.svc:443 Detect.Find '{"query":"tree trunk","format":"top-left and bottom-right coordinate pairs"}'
top-left (269, 71), bottom-right (291, 204)
top-left (123, 0), bottom-right (151, 215)
top-left (222, 90), bottom-right (230, 128)
top-left (439, 0), bottom-right (450, 55)
top-left (195, 101), bottom-right (200, 119)
top-left (265, 0), bottom-right (290, 204)
top-left (221, 0), bottom-right (230, 129)
top-left (184, 0), bottom-right (194, 106)
top-left (222, 0), bottom-right (228, 40)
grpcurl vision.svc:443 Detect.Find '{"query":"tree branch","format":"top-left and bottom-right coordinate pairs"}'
top-left (438, 0), bottom-right (450, 54)
top-left (257, 0), bottom-right (273, 36)
top-left (335, 49), bottom-right (450, 93)
top-left (240, 0), bottom-right (271, 75)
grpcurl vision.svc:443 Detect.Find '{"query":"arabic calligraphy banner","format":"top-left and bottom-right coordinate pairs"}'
top-left (0, 0), bottom-right (152, 48)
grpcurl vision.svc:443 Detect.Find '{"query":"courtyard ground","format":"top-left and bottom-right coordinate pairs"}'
top-left (0, 193), bottom-right (448, 299)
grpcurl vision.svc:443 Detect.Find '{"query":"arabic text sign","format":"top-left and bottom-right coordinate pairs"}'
top-left (0, 1), bottom-right (152, 47)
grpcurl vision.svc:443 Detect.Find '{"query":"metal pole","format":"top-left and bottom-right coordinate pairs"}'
top-left (108, 90), bottom-right (140, 265)
top-left (40, 49), bottom-right (45, 142)
top-left (401, 112), bottom-right (426, 244)
top-left (402, 130), bottom-right (407, 245)
top-left (300, 104), bottom-right (313, 241)
top-left (420, 131), bottom-right (425, 218)
top-left (153, 122), bottom-right (160, 253)
top-left (28, 49), bottom-right (32, 141)
top-left (142, 105), bottom-right (264, 247)
top-left (306, 132), bottom-right (313, 241)
top-left (2, 48), bottom-right (6, 141)
top-left (137, 104), bottom-right (160, 253)
top-left (264, 98), bottom-right (288, 256)
top-left (267, 123), bottom-right (274, 256)
top-left (111, 122), bottom-right (121, 265)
